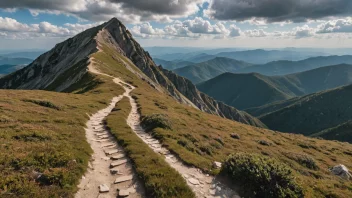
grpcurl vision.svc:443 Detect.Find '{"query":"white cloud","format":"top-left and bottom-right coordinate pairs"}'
top-left (317, 17), bottom-right (352, 33)
top-left (229, 25), bottom-right (241, 37)
top-left (0, 17), bottom-right (102, 39)
top-left (244, 29), bottom-right (267, 37)
top-left (293, 25), bottom-right (316, 38)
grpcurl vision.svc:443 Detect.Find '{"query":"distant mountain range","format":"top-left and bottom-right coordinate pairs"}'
top-left (0, 56), bottom-right (32, 65)
top-left (174, 55), bottom-right (352, 84)
top-left (237, 55), bottom-right (352, 76)
top-left (173, 57), bottom-right (252, 84)
top-left (1, 51), bottom-right (44, 59)
top-left (246, 84), bottom-right (352, 139)
top-left (198, 64), bottom-right (352, 110)
top-left (153, 49), bottom-right (327, 64)
top-left (154, 58), bottom-right (194, 70)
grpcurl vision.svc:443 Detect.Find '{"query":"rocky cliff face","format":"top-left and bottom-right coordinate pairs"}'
top-left (0, 18), bottom-right (265, 128)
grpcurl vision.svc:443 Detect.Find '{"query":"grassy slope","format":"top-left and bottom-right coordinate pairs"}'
top-left (197, 72), bottom-right (295, 110)
top-left (173, 57), bottom-right (252, 84)
top-left (92, 44), bottom-right (352, 197)
top-left (106, 98), bottom-right (195, 198)
top-left (311, 121), bottom-right (352, 142)
top-left (199, 64), bottom-right (352, 110)
top-left (0, 74), bottom-right (124, 197)
top-left (257, 85), bottom-right (352, 136)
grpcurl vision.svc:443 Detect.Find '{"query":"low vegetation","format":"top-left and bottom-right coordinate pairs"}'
top-left (105, 97), bottom-right (194, 198)
top-left (0, 74), bottom-right (124, 197)
top-left (22, 99), bottom-right (61, 110)
top-left (222, 153), bottom-right (304, 198)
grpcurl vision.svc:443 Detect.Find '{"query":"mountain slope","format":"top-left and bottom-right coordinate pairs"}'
top-left (153, 58), bottom-right (193, 70)
top-left (174, 57), bottom-right (252, 83)
top-left (255, 85), bottom-right (352, 135)
top-left (311, 121), bottom-right (352, 143)
top-left (237, 55), bottom-right (352, 76)
top-left (0, 64), bottom-right (27, 76)
top-left (0, 18), bottom-right (264, 128)
top-left (199, 64), bottom-right (352, 110)
top-left (197, 73), bottom-right (295, 110)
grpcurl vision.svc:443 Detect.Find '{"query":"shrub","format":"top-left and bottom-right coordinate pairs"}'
top-left (285, 152), bottom-right (319, 170)
top-left (23, 99), bottom-right (61, 110)
top-left (222, 153), bottom-right (304, 198)
top-left (141, 114), bottom-right (172, 131)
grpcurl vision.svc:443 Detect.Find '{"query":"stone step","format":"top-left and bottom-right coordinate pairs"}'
top-left (110, 154), bottom-right (125, 160)
top-left (110, 159), bottom-right (128, 167)
top-left (101, 143), bottom-right (115, 148)
top-left (97, 135), bottom-right (110, 139)
top-left (95, 139), bottom-right (111, 142)
top-left (110, 168), bottom-right (123, 175)
top-left (118, 187), bottom-right (136, 197)
top-left (114, 175), bottom-right (133, 184)
top-left (105, 149), bottom-right (120, 155)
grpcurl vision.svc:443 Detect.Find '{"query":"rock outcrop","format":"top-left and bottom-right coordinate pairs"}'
top-left (0, 18), bottom-right (265, 128)
top-left (0, 23), bottom-right (106, 91)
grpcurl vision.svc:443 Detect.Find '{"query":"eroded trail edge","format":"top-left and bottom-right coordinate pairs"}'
top-left (86, 60), bottom-right (239, 197)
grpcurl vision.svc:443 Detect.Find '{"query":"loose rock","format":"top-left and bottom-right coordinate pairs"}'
top-left (99, 184), bottom-right (109, 193)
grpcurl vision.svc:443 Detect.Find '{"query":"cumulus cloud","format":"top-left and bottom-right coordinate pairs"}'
top-left (229, 25), bottom-right (241, 37)
top-left (244, 29), bottom-right (267, 37)
top-left (293, 25), bottom-right (316, 38)
top-left (317, 17), bottom-right (352, 33)
top-left (131, 17), bottom-right (234, 38)
top-left (0, 0), bottom-right (205, 23)
top-left (206, 0), bottom-right (352, 23)
top-left (0, 17), bottom-right (98, 39)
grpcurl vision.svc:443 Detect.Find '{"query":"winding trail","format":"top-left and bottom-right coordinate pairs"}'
top-left (75, 63), bottom-right (145, 198)
top-left (76, 59), bottom-right (240, 197)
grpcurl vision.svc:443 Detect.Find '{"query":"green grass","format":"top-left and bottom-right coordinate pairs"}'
top-left (0, 73), bottom-right (124, 197)
top-left (105, 97), bottom-right (194, 198)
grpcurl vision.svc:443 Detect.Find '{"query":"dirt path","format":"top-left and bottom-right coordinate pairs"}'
top-left (82, 59), bottom-right (240, 197)
top-left (75, 63), bottom-right (145, 198)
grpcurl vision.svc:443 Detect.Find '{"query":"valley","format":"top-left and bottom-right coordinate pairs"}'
top-left (197, 64), bottom-right (352, 109)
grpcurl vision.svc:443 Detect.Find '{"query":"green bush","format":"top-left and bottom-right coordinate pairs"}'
top-left (284, 152), bottom-right (319, 170)
top-left (141, 114), bottom-right (172, 131)
top-left (222, 153), bottom-right (304, 198)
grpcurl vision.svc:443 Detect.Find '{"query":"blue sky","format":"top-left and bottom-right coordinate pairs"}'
top-left (0, 0), bottom-right (352, 50)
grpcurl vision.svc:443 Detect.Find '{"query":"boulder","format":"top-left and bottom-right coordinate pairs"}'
top-left (331, 164), bottom-right (352, 180)
top-left (213, 161), bottom-right (222, 169)
top-left (230, 133), bottom-right (240, 139)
